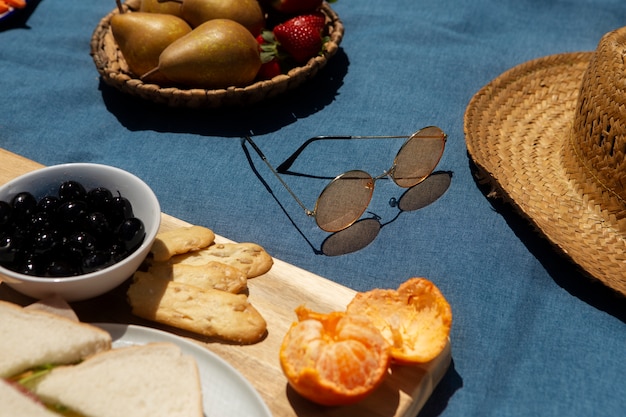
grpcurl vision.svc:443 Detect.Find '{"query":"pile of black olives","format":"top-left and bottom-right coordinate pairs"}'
top-left (0, 180), bottom-right (145, 277)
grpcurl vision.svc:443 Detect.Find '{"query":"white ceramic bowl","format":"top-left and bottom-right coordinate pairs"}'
top-left (0, 163), bottom-right (161, 302)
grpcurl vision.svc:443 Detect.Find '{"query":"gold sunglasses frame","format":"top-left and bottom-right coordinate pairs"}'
top-left (243, 126), bottom-right (447, 232)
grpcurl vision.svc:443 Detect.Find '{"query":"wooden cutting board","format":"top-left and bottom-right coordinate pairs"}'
top-left (0, 148), bottom-right (451, 417)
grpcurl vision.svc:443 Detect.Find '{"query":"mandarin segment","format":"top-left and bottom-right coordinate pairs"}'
top-left (346, 277), bottom-right (452, 364)
top-left (279, 306), bottom-right (391, 406)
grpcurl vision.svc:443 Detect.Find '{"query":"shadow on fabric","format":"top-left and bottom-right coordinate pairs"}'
top-left (418, 359), bottom-right (463, 417)
top-left (99, 48), bottom-right (349, 137)
top-left (467, 157), bottom-right (626, 324)
top-left (320, 172), bottom-right (454, 256)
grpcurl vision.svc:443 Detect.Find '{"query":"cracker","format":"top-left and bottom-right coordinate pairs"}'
top-left (170, 243), bottom-right (273, 278)
top-left (127, 273), bottom-right (267, 344)
top-left (145, 261), bottom-right (247, 293)
top-left (150, 226), bottom-right (215, 262)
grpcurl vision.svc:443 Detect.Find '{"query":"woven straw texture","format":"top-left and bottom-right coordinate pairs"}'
top-left (564, 29), bottom-right (626, 230)
top-left (464, 27), bottom-right (626, 296)
top-left (90, 0), bottom-right (344, 108)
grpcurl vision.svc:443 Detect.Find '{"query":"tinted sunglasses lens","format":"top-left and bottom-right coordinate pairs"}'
top-left (315, 170), bottom-right (374, 232)
top-left (392, 126), bottom-right (446, 188)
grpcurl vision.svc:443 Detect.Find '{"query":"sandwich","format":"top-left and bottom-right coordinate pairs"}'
top-left (0, 300), bottom-right (204, 417)
top-left (32, 343), bottom-right (204, 417)
top-left (0, 300), bottom-right (112, 379)
top-left (0, 378), bottom-right (59, 417)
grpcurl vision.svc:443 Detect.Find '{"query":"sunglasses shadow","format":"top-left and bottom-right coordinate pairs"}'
top-left (241, 139), bottom-right (452, 256)
top-left (321, 172), bottom-right (453, 256)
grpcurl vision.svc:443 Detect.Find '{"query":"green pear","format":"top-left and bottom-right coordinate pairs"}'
top-left (151, 19), bottom-right (262, 89)
top-left (180, 0), bottom-right (265, 35)
top-left (110, 12), bottom-right (192, 83)
top-left (139, 0), bottom-right (183, 17)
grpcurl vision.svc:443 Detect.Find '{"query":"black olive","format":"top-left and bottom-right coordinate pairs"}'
top-left (107, 195), bottom-right (134, 226)
top-left (46, 259), bottom-right (79, 277)
top-left (37, 195), bottom-right (60, 213)
top-left (117, 217), bottom-right (145, 252)
top-left (57, 200), bottom-right (88, 228)
top-left (17, 252), bottom-right (47, 276)
top-left (108, 242), bottom-right (127, 263)
top-left (32, 229), bottom-right (63, 256)
top-left (0, 201), bottom-right (12, 229)
top-left (0, 232), bottom-right (17, 264)
top-left (65, 231), bottom-right (97, 258)
top-left (82, 212), bottom-right (111, 241)
top-left (31, 211), bottom-right (53, 231)
top-left (11, 192), bottom-right (37, 222)
top-left (11, 223), bottom-right (33, 244)
top-left (86, 187), bottom-right (113, 211)
top-left (58, 181), bottom-right (87, 202)
top-left (81, 251), bottom-right (114, 274)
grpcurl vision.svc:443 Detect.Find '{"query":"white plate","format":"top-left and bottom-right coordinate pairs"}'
top-left (94, 323), bottom-right (272, 417)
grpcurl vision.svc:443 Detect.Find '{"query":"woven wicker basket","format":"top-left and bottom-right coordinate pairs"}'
top-left (90, 0), bottom-right (344, 108)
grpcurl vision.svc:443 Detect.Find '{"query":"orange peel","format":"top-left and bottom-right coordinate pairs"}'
top-left (346, 277), bottom-right (452, 364)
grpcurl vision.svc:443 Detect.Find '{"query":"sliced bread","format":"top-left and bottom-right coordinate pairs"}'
top-left (33, 342), bottom-right (204, 417)
top-left (0, 300), bottom-right (112, 378)
top-left (0, 379), bottom-right (59, 417)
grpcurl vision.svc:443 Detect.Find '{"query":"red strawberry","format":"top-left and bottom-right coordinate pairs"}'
top-left (270, 0), bottom-right (324, 15)
top-left (256, 31), bottom-right (284, 79)
top-left (272, 13), bottom-right (326, 64)
top-left (257, 59), bottom-right (282, 80)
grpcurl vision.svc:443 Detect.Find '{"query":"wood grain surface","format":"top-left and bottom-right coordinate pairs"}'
top-left (0, 148), bottom-right (450, 417)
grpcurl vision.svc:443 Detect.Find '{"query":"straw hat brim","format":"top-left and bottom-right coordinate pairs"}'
top-left (464, 51), bottom-right (626, 296)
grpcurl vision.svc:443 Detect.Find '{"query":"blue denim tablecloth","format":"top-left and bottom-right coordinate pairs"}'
top-left (1, 1), bottom-right (624, 416)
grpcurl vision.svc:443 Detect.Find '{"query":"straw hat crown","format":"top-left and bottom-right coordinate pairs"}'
top-left (565, 27), bottom-right (626, 232)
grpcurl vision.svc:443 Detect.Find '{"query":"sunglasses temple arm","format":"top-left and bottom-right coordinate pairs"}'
top-left (276, 135), bottom-right (410, 173)
top-left (276, 136), bottom-right (353, 173)
top-left (243, 136), bottom-right (314, 216)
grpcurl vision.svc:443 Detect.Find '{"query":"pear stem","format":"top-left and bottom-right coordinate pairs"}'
top-left (115, 0), bottom-right (124, 14)
top-left (140, 67), bottom-right (161, 81)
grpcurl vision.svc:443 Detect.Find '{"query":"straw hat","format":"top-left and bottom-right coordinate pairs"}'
top-left (464, 26), bottom-right (626, 296)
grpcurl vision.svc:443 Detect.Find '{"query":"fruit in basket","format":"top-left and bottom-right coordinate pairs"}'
top-left (255, 32), bottom-right (283, 80)
top-left (346, 277), bottom-right (452, 364)
top-left (256, 12), bottom-right (327, 72)
top-left (279, 306), bottom-right (390, 406)
top-left (272, 12), bottom-right (326, 64)
top-left (256, 57), bottom-right (282, 80)
top-left (147, 19), bottom-right (262, 89)
top-left (268, 0), bottom-right (323, 15)
top-left (110, 12), bottom-right (192, 83)
top-left (139, 0), bottom-right (183, 16)
top-left (180, 0), bottom-right (265, 35)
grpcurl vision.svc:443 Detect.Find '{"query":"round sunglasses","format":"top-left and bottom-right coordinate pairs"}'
top-left (243, 126), bottom-right (447, 232)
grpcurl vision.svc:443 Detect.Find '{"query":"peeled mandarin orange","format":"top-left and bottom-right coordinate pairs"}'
top-left (279, 305), bottom-right (391, 406)
top-left (346, 277), bottom-right (452, 364)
